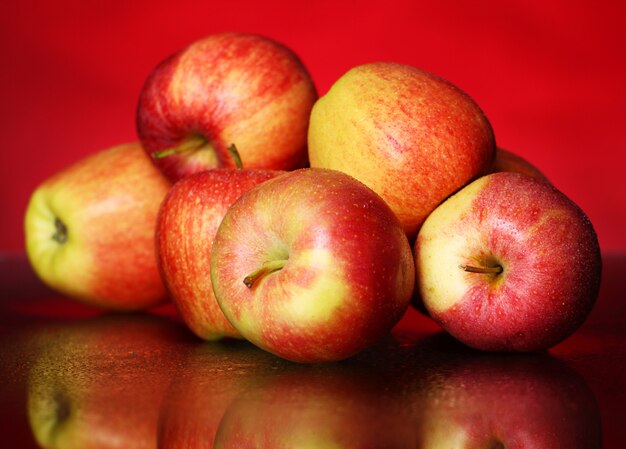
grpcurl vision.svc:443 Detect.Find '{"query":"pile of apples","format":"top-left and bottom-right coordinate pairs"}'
top-left (24, 32), bottom-right (602, 363)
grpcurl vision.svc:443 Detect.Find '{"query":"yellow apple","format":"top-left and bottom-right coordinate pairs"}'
top-left (309, 62), bottom-right (495, 237)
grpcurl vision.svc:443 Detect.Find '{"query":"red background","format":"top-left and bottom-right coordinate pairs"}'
top-left (1, 0), bottom-right (625, 253)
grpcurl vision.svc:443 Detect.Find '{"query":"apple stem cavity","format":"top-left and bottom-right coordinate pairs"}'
top-left (460, 264), bottom-right (503, 274)
top-left (243, 259), bottom-right (287, 288)
top-left (227, 143), bottom-right (244, 169)
top-left (53, 217), bottom-right (68, 244)
top-left (151, 134), bottom-right (208, 160)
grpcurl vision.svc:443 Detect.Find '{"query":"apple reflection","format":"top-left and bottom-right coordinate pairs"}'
top-left (160, 334), bottom-right (601, 449)
top-left (27, 313), bottom-right (192, 449)
top-left (404, 336), bottom-right (603, 449)
top-left (25, 314), bottom-right (602, 449)
top-left (212, 362), bottom-right (416, 448)
top-left (157, 340), bottom-right (285, 448)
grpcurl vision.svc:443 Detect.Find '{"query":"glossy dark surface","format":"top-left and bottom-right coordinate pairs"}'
top-left (1, 252), bottom-right (624, 448)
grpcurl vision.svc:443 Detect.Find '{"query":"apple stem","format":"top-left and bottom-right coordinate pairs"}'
top-left (227, 143), bottom-right (244, 169)
top-left (151, 135), bottom-right (207, 159)
top-left (52, 217), bottom-right (68, 244)
top-left (243, 259), bottom-right (288, 288)
top-left (460, 264), bottom-right (503, 274)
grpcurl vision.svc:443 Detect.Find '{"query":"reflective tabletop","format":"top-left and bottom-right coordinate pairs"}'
top-left (1, 252), bottom-right (625, 448)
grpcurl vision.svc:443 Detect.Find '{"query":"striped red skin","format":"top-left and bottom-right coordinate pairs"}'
top-left (308, 62), bottom-right (495, 238)
top-left (83, 148), bottom-right (170, 307)
top-left (417, 173), bottom-right (601, 352)
top-left (137, 32), bottom-right (317, 182)
top-left (210, 168), bottom-right (415, 363)
top-left (156, 169), bottom-right (283, 341)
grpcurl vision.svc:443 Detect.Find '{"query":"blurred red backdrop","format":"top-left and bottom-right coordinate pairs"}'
top-left (1, 0), bottom-right (625, 252)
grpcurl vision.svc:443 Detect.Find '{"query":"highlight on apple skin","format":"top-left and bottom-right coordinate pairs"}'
top-left (137, 32), bottom-right (318, 182)
top-left (210, 168), bottom-right (415, 363)
top-left (415, 172), bottom-right (602, 352)
top-left (308, 61), bottom-right (496, 238)
top-left (24, 142), bottom-right (171, 311)
top-left (156, 168), bottom-right (283, 341)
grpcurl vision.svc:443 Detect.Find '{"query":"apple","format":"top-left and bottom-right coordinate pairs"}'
top-left (415, 172), bottom-right (602, 351)
top-left (156, 167), bottom-right (283, 341)
top-left (308, 61), bottom-right (495, 237)
top-left (413, 349), bottom-right (601, 448)
top-left (27, 313), bottom-right (191, 449)
top-left (136, 32), bottom-right (318, 182)
top-left (491, 147), bottom-right (549, 182)
top-left (410, 145), bottom-right (548, 316)
top-left (210, 168), bottom-right (415, 363)
top-left (24, 142), bottom-right (171, 311)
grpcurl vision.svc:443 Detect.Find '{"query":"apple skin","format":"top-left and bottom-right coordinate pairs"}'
top-left (410, 145), bottom-right (547, 315)
top-left (156, 168), bottom-right (283, 341)
top-left (491, 147), bottom-right (549, 182)
top-left (415, 172), bottom-right (602, 352)
top-left (308, 62), bottom-right (495, 237)
top-left (210, 168), bottom-right (415, 363)
top-left (137, 32), bottom-right (317, 182)
top-left (24, 142), bottom-right (171, 311)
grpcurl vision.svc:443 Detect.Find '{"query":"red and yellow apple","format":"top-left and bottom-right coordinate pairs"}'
top-left (308, 62), bottom-right (495, 237)
top-left (137, 32), bottom-right (317, 181)
top-left (415, 172), bottom-right (602, 351)
top-left (156, 168), bottom-right (283, 341)
top-left (210, 168), bottom-right (415, 363)
top-left (24, 142), bottom-right (171, 310)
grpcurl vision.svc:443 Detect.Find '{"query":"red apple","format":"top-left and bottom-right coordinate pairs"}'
top-left (491, 147), bottom-right (549, 182)
top-left (308, 62), bottom-right (495, 237)
top-left (156, 168), bottom-right (283, 341)
top-left (415, 172), bottom-right (602, 351)
top-left (412, 148), bottom-right (546, 316)
top-left (136, 32), bottom-right (317, 182)
top-left (24, 142), bottom-right (171, 310)
top-left (210, 168), bottom-right (415, 363)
